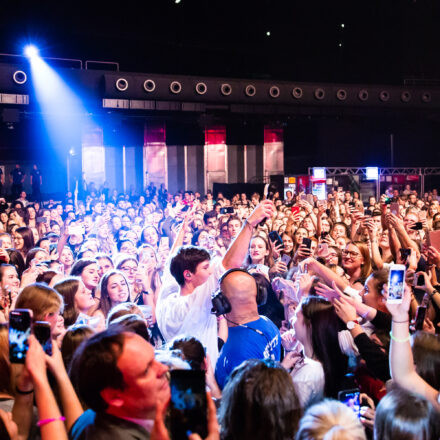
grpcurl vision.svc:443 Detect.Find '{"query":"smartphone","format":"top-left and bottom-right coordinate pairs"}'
top-left (169, 370), bottom-right (208, 440)
top-left (411, 222), bottom-right (423, 231)
top-left (384, 197), bottom-right (392, 205)
top-left (387, 264), bottom-right (406, 303)
top-left (349, 201), bottom-right (355, 207)
top-left (318, 243), bottom-right (329, 256)
top-left (49, 243), bottom-right (57, 254)
top-left (338, 389), bottom-right (361, 418)
top-left (181, 205), bottom-right (190, 212)
top-left (429, 230), bottom-right (440, 251)
top-left (364, 209), bottom-right (372, 217)
top-left (399, 248), bottom-right (411, 261)
top-left (390, 203), bottom-right (400, 216)
top-left (291, 206), bottom-right (301, 216)
top-left (36, 217), bottom-right (47, 224)
top-left (220, 207), bottom-right (234, 214)
top-left (320, 231), bottom-right (328, 239)
top-left (9, 309), bottom-right (32, 363)
top-left (281, 254), bottom-right (291, 266)
top-left (34, 321), bottom-right (52, 356)
top-left (302, 237), bottom-right (312, 249)
top-left (269, 231), bottom-right (284, 248)
top-left (413, 273), bottom-right (425, 287)
top-left (414, 293), bottom-right (430, 331)
top-left (159, 237), bottom-right (170, 249)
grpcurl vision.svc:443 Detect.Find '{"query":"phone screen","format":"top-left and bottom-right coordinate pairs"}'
top-left (387, 265), bottom-right (406, 303)
top-left (291, 206), bottom-right (300, 216)
top-left (302, 237), bottom-right (312, 249)
top-left (338, 389), bottom-right (361, 418)
top-left (34, 321), bottom-right (52, 356)
top-left (170, 370), bottom-right (208, 440)
top-left (9, 309), bottom-right (32, 363)
top-left (281, 254), bottom-right (291, 266)
top-left (269, 231), bottom-right (283, 247)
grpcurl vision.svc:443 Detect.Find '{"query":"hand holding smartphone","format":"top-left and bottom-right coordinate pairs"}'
top-left (9, 309), bottom-right (33, 363)
top-left (387, 264), bottom-right (406, 303)
top-left (169, 370), bottom-right (208, 440)
top-left (338, 389), bottom-right (361, 418)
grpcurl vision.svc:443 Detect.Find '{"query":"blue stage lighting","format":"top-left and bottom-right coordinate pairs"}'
top-left (24, 45), bottom-right (39, 58)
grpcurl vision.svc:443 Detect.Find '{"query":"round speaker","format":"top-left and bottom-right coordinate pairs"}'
top-left (292, 87), bottom-right (303, 99)
top-left (13, 70), bottom-right (27, 85)
top-left (245, 84), bottom-right (256, 97)
top-left (170, 81), bottom-right (182, 94)
top-left (195, 82), bottom-right (207, 95)
top-left (220, 83), bottom-right (232, 96)
top-left (143, 79), bottom-right (156, 93)
top-left (358, 89), bottom-right (369, 101)
top-left (314, 88), bottom-right (325, 100)
top-left (336, 89), bottom-right (347, 101)
top-left (379, 90), bottom-right (390, 102)
top-left (115, 78), bottom-right (128, 91)
top-left (421, 92), bottom-right (431, 103)
top-left (401, 91), bottom-right (411, 103)
top-left (269, 85), bottom-right (280, 98)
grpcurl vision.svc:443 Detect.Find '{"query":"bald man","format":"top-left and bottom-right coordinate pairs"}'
top-left (214, 270), bottom-right (281, 389)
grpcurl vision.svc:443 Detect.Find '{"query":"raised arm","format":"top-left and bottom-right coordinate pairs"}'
top-left (222, 201), bottom-right (274, 270)
top-left (45, 342), bottom-right (84, 431)
top-left (25, 336), bottom-right (68, 440)
top-left (386, 285), bottom-right (440, 410)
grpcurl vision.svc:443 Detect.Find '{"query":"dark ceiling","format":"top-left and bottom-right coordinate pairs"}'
top-left (1, 0), bottom-right (440, 84)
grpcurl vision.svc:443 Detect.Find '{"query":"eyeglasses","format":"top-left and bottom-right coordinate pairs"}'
top-left (120, 266), bottom-right (137, 273)
top-left (342, 250), bottom-right (361, 259)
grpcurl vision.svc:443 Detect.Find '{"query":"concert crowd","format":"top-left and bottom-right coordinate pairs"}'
top-left (0, 180), bottom-right (439, 439)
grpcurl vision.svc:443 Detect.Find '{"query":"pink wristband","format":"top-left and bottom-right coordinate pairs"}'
top-left (37, 416), bottom-right (65, 427)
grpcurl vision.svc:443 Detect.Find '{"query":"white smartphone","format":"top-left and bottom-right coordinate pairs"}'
top-left (387, 264), bottom-right (406, 303)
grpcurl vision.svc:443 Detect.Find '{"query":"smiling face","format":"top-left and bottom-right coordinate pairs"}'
top-left (106, 273), bottom-right (130, 305)
top-left (342, 243), bottom-right (364, 272)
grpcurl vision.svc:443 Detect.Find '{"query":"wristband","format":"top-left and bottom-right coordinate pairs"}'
top-left (389, 331), bottom-right (410, 343)
top-left (37, 416), bottom-right (66, 427)
top-left (392, 319), bottom-right (409, 324)
top-left (15, 386), bottom-right (34, 395)
top-left (429, 289), bottom-right (439, 298)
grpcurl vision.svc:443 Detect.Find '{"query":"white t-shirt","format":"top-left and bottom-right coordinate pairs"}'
top-left (290, 357), bottom-right (325, 407)
top-left (156, 258), bottom-right (226, 367)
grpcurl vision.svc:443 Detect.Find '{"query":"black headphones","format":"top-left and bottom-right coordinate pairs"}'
top-left (211, 268), bottom-right (268, 316)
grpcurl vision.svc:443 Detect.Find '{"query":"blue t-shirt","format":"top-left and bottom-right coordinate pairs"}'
top-left (215, 316), bottom-right (281, 389)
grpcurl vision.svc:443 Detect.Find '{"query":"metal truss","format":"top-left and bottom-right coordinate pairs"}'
top-left (308, 167), bottom-right (440, 176)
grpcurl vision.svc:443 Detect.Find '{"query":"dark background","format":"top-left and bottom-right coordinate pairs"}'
top-left (1, 0), bottom-right (440, 193)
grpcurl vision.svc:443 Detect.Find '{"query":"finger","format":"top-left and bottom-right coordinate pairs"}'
top-left (205, 392), bottom-right (220, 437)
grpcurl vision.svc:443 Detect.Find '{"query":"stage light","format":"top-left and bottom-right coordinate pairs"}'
top-left (341, 23), bottom-right (345, 28)
top-left (24, 45), bottom-right (39, 58)
top-left (313, 167), bottom-right (326, 180)
top-left (266, 31), bottom-right (271, 37)
top-left (366, 167), bottom-right (379, 180)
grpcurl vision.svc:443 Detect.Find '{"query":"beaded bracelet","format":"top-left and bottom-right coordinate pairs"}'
top-left (37, 416), bottom-right (66, 427)
top-left (389, 331), bottom-right (410, 343)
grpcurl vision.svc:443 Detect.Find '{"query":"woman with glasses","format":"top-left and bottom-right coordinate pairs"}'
top-left (115, 255), bottom-right (140, 303)
top-left (341, 242), bottom-right (372, 289)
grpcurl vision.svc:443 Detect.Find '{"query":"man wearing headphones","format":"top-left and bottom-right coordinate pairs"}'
top-left (213, 269), bottom-right (281, 389)
top-left (156, 200), bottom-right (275, 368)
